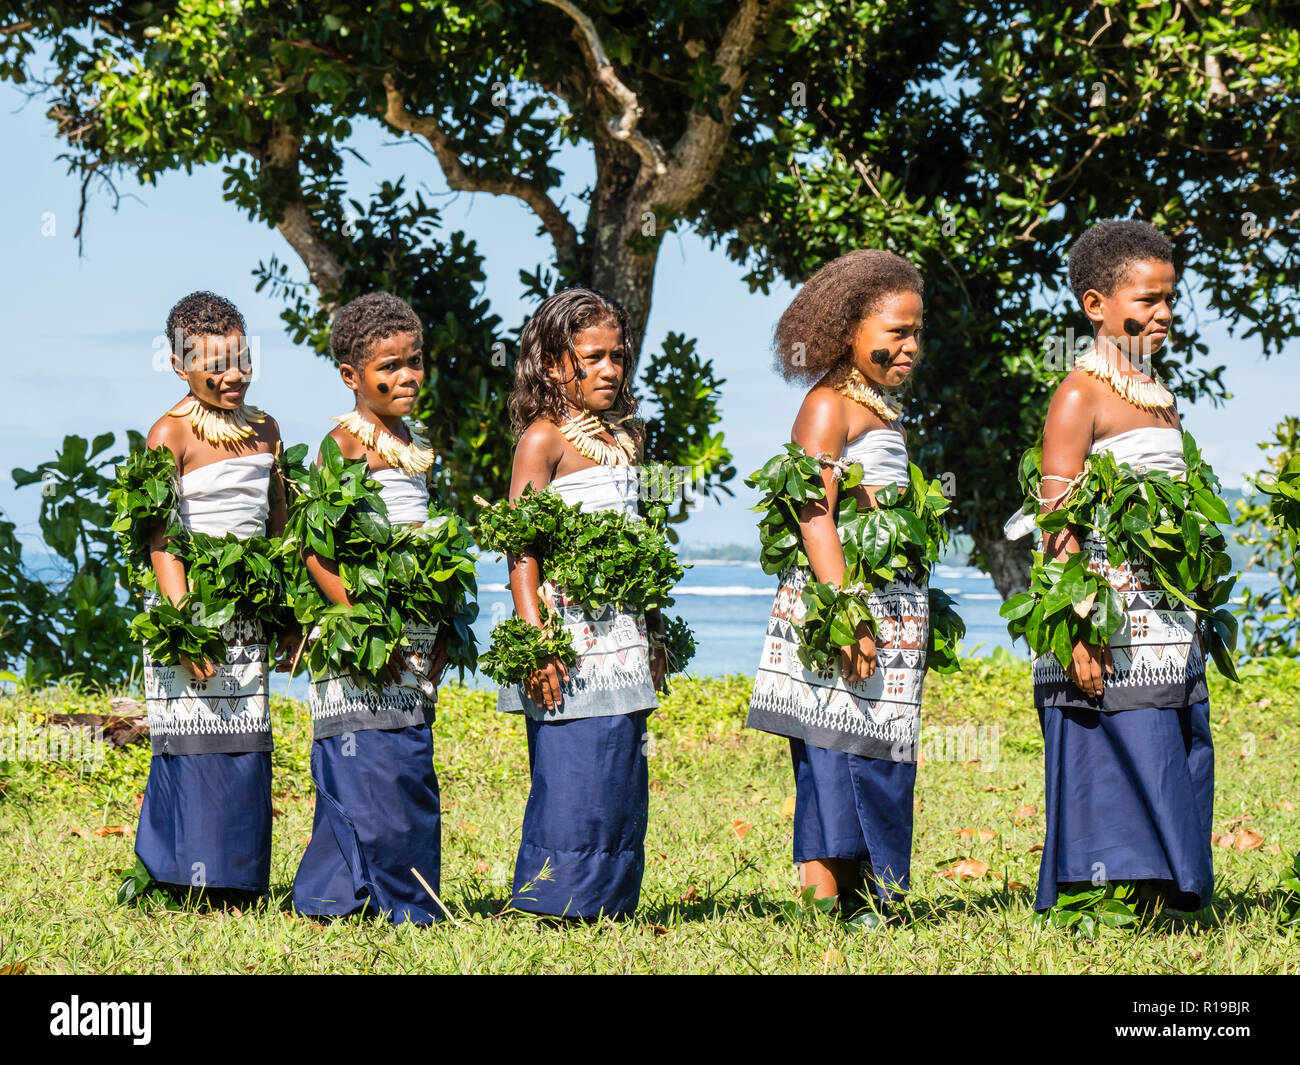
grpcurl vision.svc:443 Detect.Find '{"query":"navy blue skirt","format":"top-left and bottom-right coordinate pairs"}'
top-left (1035, 700), bottom-right (1214, 912)
top-left (790, 738), bottom-right (916, 900)
top-left (135, 751), bottom-right (272, 893)
top-left (511, 710), bottom-right (650, 918)
top-left (293, 724), bottom-right (442, 925)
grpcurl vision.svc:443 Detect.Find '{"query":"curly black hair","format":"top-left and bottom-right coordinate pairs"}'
top-left (329, 292), bottom-right (423, 370)
top-left (1067, 220), bottom-right (1174, 308)
top-left (165, 291), bottom-right (246, 356)
top-left (507, 287), bottom-right (640, 441)
top-left (773, 249), bottom-right (924, 384)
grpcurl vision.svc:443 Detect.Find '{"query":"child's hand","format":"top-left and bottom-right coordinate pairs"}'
top-left (526, 656), bottom-right (570, 713)
top-left (427, 635), bottom-right (449, 689)
top-left (272, 631), bottom-right (303, 673)
top-left (1067, 640), bottom-right (1114, 698)
top-left (649, 644), bottom-right (668, 691)
top-left (180, 654), bottom-right (218, 682)
top-left (840, 627), bottom-right (877, 683)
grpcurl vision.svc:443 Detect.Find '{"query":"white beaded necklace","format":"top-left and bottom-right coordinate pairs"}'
top-left (833, 365), bottom-right (902, 422)
top-left (558, 410), bottom-right (638, 467)
top-left (332, 410), bottom-right (435, 475)
top-left (169, 396), bottom-right (267, 445)
top-left (1075, 347), bottom-right (1175, 411)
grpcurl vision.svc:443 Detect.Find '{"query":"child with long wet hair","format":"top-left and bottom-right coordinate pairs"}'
top-left (747, 249), bottom-right (940, 920)
top-left (495, 286), bottom-right (666, 919)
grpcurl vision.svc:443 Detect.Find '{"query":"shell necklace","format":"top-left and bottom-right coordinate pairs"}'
top-left (1075, 346), bottom-right (1175, 411)
top-left (833, 364), bottom-right (902, 422)
top-left (558, 410), bottom-right (638, 467)
top-left (332, 410), bottom-right (435, 475)
top-left (169, 396), bottom-right (267, 445)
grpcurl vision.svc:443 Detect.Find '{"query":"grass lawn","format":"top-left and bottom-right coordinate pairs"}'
top-left (1, 657), bottom-right (1297, 974)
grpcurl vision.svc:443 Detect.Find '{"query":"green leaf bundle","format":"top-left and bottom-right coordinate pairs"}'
top-left (478, 602), bottom-right (577, 687)
top-left (1000, 431), bottom-right (1239, 680)
top-left (112, 444), bottom-right (295, 666)
top-left (473, 483), bottom-right (686, 614)
top-left (285, 436), bottom-right (479, 685)
top-left (745, 443), bottom-right (959, 673)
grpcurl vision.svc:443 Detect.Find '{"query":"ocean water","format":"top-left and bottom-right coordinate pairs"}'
top-left (265, 559), bottom-right (1280, 697)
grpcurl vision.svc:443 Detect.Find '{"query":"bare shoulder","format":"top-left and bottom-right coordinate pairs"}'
top-left (1046, 371), bottom-right (1099, 421)
top-left (322, 425), bottom-right (367, 464)
top-left (792, 384), bottom-right (849, 451)
top-left (516, 419), bottom-right (566, 465)
top-left (145, 410), bottom-right (186, 455)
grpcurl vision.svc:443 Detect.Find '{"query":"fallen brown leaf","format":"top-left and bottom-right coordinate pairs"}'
top-left (1215, 833), bottom-right (1235, 849)
top-left (67, 828), bottom-right (90, 839)
top-left (821, 949), bottom-right (846, 967)
top-left (1027, 844), bottom-right (1044, 853)
top-left (650, 925), bottom-right (669, 937)
top-left (1012, 805), bottom-right (1038, 823)
top-left (474, 860), bottom-right (490, 874)
top-left (0, 962), bottom-right (27, 975)
top-left (982, 784), bottom-right (1004, 793)
top-left (732, 819), bottom-right (752, 839)
top-left (93, 825), bottom-right (127, 837)
top-left (309, 922), bottom-right (324, 931)
top-left (780, 796), bottom-right (797, 819)
top-left (132, 793), bottom-right (144, 808)
top-left (1224, 813), bottom-right (1254, 826)
top-left (936, 859), bottom-right (989, 881)
top-left (1233, 828), bottom-right (1264, 852)
top-left (1264, 844), bottom-right (1281, 855)
top-left (457, 822), bottom-right (479, 835)
top-left (680, 886), bottom-right (700, 903)
top-left (955, 826), bottom-right (996, 842)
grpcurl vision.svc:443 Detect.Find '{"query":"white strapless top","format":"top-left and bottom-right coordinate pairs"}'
top-left (371, 468), bottom-right (430, 525)
top-left (1088, 426), bottom-right (1186, 476)
top-left (549, 463), bottom-right (639, 516)
top-left (843, 428), bottom-right (909, 487)
top-left (179, 453), bottom-right (273, 538)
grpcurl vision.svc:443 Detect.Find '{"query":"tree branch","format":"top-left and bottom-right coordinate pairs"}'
top-left (251, 125), bottom-right (347, 302)
top-left (381, 72), bottom-right (579, 263)
top-left (655, 0), bottom-right (766, 212)
top-left (541, 0), bottom-right (668, 177)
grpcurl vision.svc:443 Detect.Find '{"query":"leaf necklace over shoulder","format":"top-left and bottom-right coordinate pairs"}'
top-left (1074, 345), bottom-right (1175, 411)
top-left (332, 410), bottom-right (435, 475)
top-left (558, 409), bottom-right (638, 467)
top-left (169, 396), bottom-right (267, 445)
top-left (831, 364), bottom-right (902, 423)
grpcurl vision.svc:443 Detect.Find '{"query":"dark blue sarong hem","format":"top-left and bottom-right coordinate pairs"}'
top-left (135, 751), bottom-right (272, 893)
top-left (1035, 700), bottom-right (1214, 912)
top-left (510, 710), bottom-right (650, 918)
top-left (292, 724), bottom-right (442, 926)
top-left (790, 738), bottom-right (916, 901)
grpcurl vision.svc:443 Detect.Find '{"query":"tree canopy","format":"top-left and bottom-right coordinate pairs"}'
top-left (3, 0), bottom-right (1297, 591)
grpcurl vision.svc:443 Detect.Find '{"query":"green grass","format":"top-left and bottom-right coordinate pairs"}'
top-left (1, 657), bottom-right (1297, 974)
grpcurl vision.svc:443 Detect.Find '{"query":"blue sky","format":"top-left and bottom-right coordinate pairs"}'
top-left (2, 75), bottom-right (1297, 564)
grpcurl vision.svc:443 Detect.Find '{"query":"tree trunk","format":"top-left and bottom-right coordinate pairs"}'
top-left (972, 522), bottom-right (1031, 600)
top-left (585, 139), bottom-right (662, 352)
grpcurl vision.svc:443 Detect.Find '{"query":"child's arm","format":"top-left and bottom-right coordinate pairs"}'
top-left (144, 420), bottom-right (216, 681)
top-left (1040, 377), bottom-right (1113, 697)
top-left (505, 423), bottom-right (569, 710)
top-left (791, 391), bottom-right (876, 682)
top-left (265, 420), bottom-right (288, 538)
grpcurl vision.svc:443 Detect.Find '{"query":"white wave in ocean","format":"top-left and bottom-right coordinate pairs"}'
top-left (941, 591), bottom-right (1004, 600)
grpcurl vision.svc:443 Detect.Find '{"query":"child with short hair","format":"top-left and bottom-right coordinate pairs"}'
top-left (291, 292), bottom-right (461, 926)
top-left (128, 290), bottom-right (287, 903)
top-left (1006, 219), bottom-right (1231, 915)
top-left (489, 287), bottom-right (670, 919)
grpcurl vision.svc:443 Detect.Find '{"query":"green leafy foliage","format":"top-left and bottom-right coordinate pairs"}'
top-left (110, 443), bottom-right (297, 668)
top-left (473, 484), bottom-right (686, 615)
top-left (658, 614), bottom-right (697, 680)
top-left (1033, 882), bottom-right (1141, 939)
top-left (1002, 432), bottom-right (1239, 679)
top-left (1279, 854), bottom-right (1300, 927)
top-left (285, 436), bottom-right (478, 686)
top-left (478, 603), bottom-right (577, 688)
top-left (1233, 418), bottom-right (1300, 658)
top-left (3, 432), bottom-right (143, 686)
top-left (746, 443), bottom-right (959, 672)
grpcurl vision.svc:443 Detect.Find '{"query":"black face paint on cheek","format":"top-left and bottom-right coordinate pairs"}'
top-left (870, 348), bottom-right (892, 366)
top-left (575, 366), bottom-right (588, 380)
top-left (376, 382), bottom-right (390, 394)
top-left (205, 377), bottom-right (218, 392)
top-left (1122, 318), bottom-right (1144, 336)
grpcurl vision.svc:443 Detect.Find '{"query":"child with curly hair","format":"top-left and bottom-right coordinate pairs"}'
top-left (495, 287), bottom-right (666, 919)
top-left (747, 250), bottom-right (938, 918)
